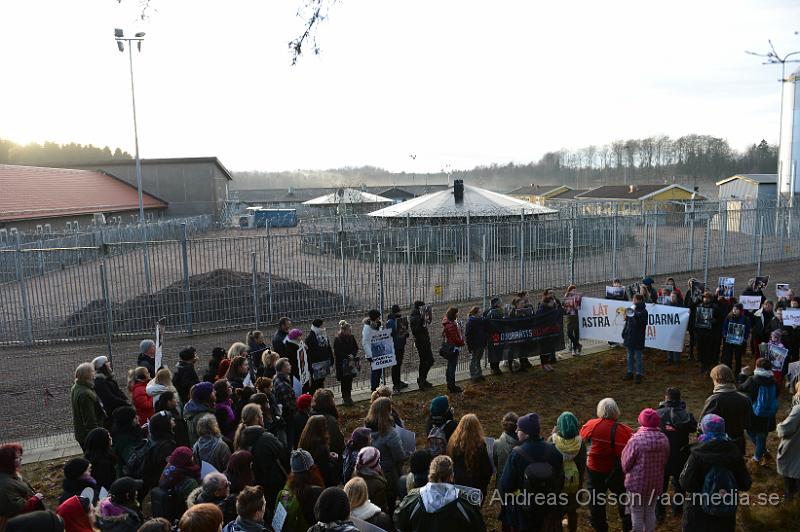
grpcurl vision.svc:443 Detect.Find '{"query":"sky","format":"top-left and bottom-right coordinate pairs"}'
top-left (1, 0), bottom-right (799, 173)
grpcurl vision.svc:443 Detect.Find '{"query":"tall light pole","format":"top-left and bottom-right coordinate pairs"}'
top-left (115, 28), bottom-right (152, 292)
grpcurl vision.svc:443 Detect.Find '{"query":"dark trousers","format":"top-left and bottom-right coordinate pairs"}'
top-left (339, 376), bottom-right (353, 401)
top-left (416, 340), bottom-right (434, 382)
top-left (391, 350), bottom-right (405, 386)
top-left (696, 333), bottom-right (718, 371)
top-left (722, 343), bottom-right (745, 375)
top-left (656, 473), bottom-right (683, 517)
top-left (488, 345), bottom-right (504, 369)
top-left (784, 476), bottom-right (800, 500)
top-left (445, 354), bottom-right (457, 386)
top-left (687, 329), bottom-right (696, 359)
top-left (587, 469), bottom-right (631, 532)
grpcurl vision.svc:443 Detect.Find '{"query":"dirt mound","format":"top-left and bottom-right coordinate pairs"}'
top-left (62, 269), bottom-right (347, 337)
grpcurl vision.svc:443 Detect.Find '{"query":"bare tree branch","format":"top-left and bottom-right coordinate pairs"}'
top-left (289, 0), bottom-right (337, 66)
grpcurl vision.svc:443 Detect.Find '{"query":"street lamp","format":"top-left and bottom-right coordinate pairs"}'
top-left (115, 28), bottom-right (152, 292)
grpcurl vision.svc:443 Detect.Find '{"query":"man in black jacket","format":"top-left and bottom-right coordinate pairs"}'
top-left (271, 317), bottom-right (292, 356)
top-left (409, 301), bottom-right (434, 390)
top-left (239, 425), bottom-right (290, 510)
top-left (92, 356), bottom-right (130, 422)
top-left (622, 294), bottom-right (648, 384)
top-left (173, 347), bottom-right (200, 405)
top-left (655, 387), bottom-right (697, 520)
top-left (484, 297), bottom-right (506, 375)
top-left (700, 364), bottom-right (752, 456)
top-left (137, 339), bottom-right (157, 378)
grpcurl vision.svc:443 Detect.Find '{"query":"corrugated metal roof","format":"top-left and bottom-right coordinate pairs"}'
top-left (549, 188), bottom-right (589, 199)
top-left (368, 185), bottom-right (557, 218)
top-left (0, 164), bottom-right (167, 222)
top-left (715, 174), bottom-right (777, 186)
top-left (56, 157), bottom-right (235, 181)
top-left (303, 188), bottom-right (393, 205)
top-left (507, 184), bottom-right (563, 195)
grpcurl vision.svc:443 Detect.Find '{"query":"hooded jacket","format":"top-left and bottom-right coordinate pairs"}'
top-left (95, 497), bottom-right (142, 532)
top-left (173, 361), bottom-right (199, 406)
top-left (492, 430), bottom-right (519, 486)
top-left (441, 317), bottom-right (465, 348)
top-left (182, 400), bottom-right (215, 447)
top-left (655, 399), bottom-right (697, 475)
top-left (94, 372), bottom-right (130, 418)
top-left (56, 496), bottom-right (94, 532)
top-left (394, 482), bottom-right (485, 532)
top-left (621, 427), bottom-right (670, 496)
top-left (145, 381), bottom-right (174, 409)
top-left (130, 381), bottom-right (153, 426)
top-left (192, 434), bottom-right (232, 473)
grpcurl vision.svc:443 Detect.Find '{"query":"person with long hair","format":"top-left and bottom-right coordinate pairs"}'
top-left (344, 476), bottom-right (394, 531)
top-left (275, 449), bottom-right (325, 532)
top-left (446, 413), bottom-right (493, 497)
top-left (258, 350), bottom-right (279, 379)
top-left (246, 330), bottom-right (269, 376)
top-left (440, 307), bottom-right (466, 393)
top-left (193, 414), bottom-right (232, 473)
top-left (306, 318), bottom-right (334, 394)
top-left (310, 389), bottom-right (345, 456)
top-left (146, 368), bottom-right (177, 412)
top-left (370, 386), bottom-right (404, 428)
top-left (203, 347), bottom-right (227, 383)
top-left (298, 415), bottom-right (338, 488)
top-left (213, 379), bottom-right (237, 442)
top-left (158, 447), bottom-right (201, 509)
top-left (224, 451), bottom-right (255, 496)
top-left (234, 404), bottom-right (264, 451)
top-left (364, 397), bottom-right (407, 513)
top-left (110, 406), bottom-right (144, 477)
top-left (0, 444), bottom-right (43, 523)
top-left (140, 411), bottom-right (178, 500)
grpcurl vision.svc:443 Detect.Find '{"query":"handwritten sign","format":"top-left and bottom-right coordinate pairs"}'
top-left (369, 329), bottom-right (397, 370)
top-left (784, 309), bottom-right (800, 328)
top-left (740, 295), bottom-right (762, 311)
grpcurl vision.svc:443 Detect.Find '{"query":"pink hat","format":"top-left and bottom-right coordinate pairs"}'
top-left (288, 328), bottom-right (303, 340)
top-left (638, 408), bottom-right (661, 429)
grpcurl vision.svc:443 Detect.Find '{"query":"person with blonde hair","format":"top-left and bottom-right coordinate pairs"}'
top-left (447, 414), bottom-right (493, 496)
top-left (333, 320), bottom-right (359, 406)
top-left (228, 342), bottom-right (249, 360)
top-left (364, 397), bottom-right (407, 513)
top-left (147, 367), bottom-right (177, 409)
top-left (71, 362), bottom-right (105, 450)
top-left (258, 350), bottom-right (279, 379)
top-left (343, 476), bottom-right (393, 531)
top-left (193, 414), bottom-right (231, 473)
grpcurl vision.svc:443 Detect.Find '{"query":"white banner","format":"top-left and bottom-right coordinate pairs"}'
top-left (740, 295), bottom-right (762, 311)
top-left (369, 329), bottom-right (397, 370)
top-left (579, 297), bottom-right (690, 352)
top-left (297, 344), bottom-right (311, 385)
top-left (155, 322), bottom-right (164, 370)
top-left (784, 309), bottom-right (800, 328)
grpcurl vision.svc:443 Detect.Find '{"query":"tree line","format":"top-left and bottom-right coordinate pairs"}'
top-left (0, 138), bottom-right (132, 166)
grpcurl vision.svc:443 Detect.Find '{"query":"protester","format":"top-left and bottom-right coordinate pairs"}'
top-left (344, 476), bottom-right (394, 531)
top-left (174, 347), bottom-right (200, 405)
top-left (225, 356), bottom-right (250, 393)
top-left (298, 415), bottom-right (338, 488)
top-left (158, 446), bottom-right (200, 510)
top-left (71, 362), bottom-right (105, 450)
top-left (426, 396), bottom-right (458, 457)
top-left (0, 444), bottom-right (43, 523)
top-left (275, 449), bottom-right (325, 532)
top-left (621, 408), bottom-right (670, 532)
top-left (128, 367), bottom-right (153, 426)
top-left (547, 411), bottom-right (585, 532)
top-left (622, 294), bottom-right (648, 384)
top-left (721, 303), bottom-right (750, 375)
top-left (192, 414), bottom-right (231, 473)
top-left (661, 288), bottom-right (682, 365)
top-left (310, 389), bottom-right (345, 457)
top-left (409, 301), bottom-right (435, 390)
top-left (246, 330), bottom-right (269, 377)
top-left (284, 329), bottom-right (307, 389)
top-left (308, 487), bottom-right (360, 532)
top-left (333, 320), bottom-right (359, 406)
top-left (95, 476), bottom-right (143, 532)
top-left (679, 414), bottom-right (752, 532)
top-left (694, 292), bottom-right (722, 374)
top-left (186, 472), bottom-right (236, 525)
top-left (658, 277), bottom-right (683, 300)
top-left (396, 450), bottom-right (432, 501)
top-left (203, 347), bottom-right (227, 384)
top-left (463, 306), bottom-right (487, 383)
top-left (440, 307), bottom-right (466, 393)
top-left (394, 455), bottom-right (485, 532)
top-left (370, 386), bottom-right (404, 428)
top-left (362, 309), bottom-right (385, 392)
top-left (83, 427), bottom-right (117, 493)
top-left (739, 358), bottom-right (780, 465)
top-left (59, 458), bottom-right (97, 504)
top-left (385, 304), bottom-right (410, 394)
top-left (364, 397), bottom-right (407, 512)
top-left (153, 390), bottom-right (190, 448)
top-left (224, 451), bottom-right (255, 497)
top-left (92, 356), bottom-right (130, 419)
top-left (183, 382), bottom-right (216, 447)
top-left (213, 380), bottom-right (237, 442)
top-left (563, 285), bottom-right (583, 356)
top-left (139, 411), bottom-right (178, 499)
top-left (138, 340), bottom-right (157, 379)
top-left (341, 427), bottom-right (372, 485)
top-left (752, 300), bottom-right (775, 360)
top-left (483, 297), bottom-right (506, 375)
top-left (491, 412), bottom-right (520, 489)
top-left (146, 369), bottom-right (177, 412)
top-left (640, 277), bottom-right (657, 303)
top-left (110, 407), bottom-right (144, 477)
top-left (654, 387), bottom-right (696, 521)
top-left (221, 485), bottom-right (267, 532)
top-left (306, 319), bottom-right (334, 394)
top-left (579, 398), bottom-right (633, 532)
top-left (177, 502), bottom-right (224, 532)
top-left (56, 495), bottom-right (95, 532)
top-left (777, 382), bottom-right (800, 500)
top-left (236, 404), bottom-right (290, 509)
top-left (272, 317), bottom-right (293, 357)
top-left (352, 447), bottom-right (389, 513)
top-left (535, 292), bottom-right (560, 371)
top-left (273, 358), bottom-right (298, 447)
top-left (700, 364), bottom-right (752, 456)
top-left (446, 414), bottom-right (493, 497)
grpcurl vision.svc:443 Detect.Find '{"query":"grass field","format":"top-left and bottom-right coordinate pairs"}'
top-left (22, 347), bottom-right (800, 531)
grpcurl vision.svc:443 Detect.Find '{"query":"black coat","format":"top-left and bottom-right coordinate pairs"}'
top-left (248, 339), bottom-right (269, 374)
top-left (333, 334), bottom-right (359, 380)
top-left (239, 426), bottom-right (290, 509)
top-left (700, 389), bottom-right (751, 453)
top-left (94, 373), bottom-right (131, 418)
top-left (136, 353), bottom-right (156, 379)
top-left (656, 400), bottom-right (697, 476)
top-left (272, 329), bottom-right (288, 356)
top-left (173, 361), bottom-right (199, 405)
top-left (739, 371), bottom-right (779, 433)
top-left (409, 308), bottom-right (431, 348)
top-left (622, 302), bottom-right (648, 350)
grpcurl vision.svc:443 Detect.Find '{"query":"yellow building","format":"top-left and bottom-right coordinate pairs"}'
top-left (507, 184), bottom-right (572, 205)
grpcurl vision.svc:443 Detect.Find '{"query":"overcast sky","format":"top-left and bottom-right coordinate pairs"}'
top-left (1, 0), bottom-right (799, 172)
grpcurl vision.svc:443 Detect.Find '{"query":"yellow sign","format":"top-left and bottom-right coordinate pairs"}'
top-left (434, 284), bottom-right (443, 296)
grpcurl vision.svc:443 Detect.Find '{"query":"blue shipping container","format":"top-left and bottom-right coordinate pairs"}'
top-left (253, 209), bottom-right (298, 228)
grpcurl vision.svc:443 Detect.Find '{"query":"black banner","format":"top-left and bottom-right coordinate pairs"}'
top-left (487, 308), bottom-right (565, 352)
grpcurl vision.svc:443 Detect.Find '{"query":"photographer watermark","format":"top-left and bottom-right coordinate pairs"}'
top-left (488, 489), bottom-right (784, 508)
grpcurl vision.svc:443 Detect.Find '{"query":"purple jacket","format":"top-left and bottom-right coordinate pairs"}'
top-left (621, 426), bottom-right (670, 496)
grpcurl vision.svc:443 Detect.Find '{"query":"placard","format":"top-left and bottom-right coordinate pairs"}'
top-left (292, 376), bottom-right (302, 398)
top-left (718, 277), bottom-right (735, 298)
top-left (776, 283), bottom-right (791, 298)
top-left (740, 295), bottom-right (762, 311)
top-left (754, 276), bottom-right (770, 291)
top-left (689, 280), bottom-right (705, 303)
top-left (155, 322), bottom-right (164, 370)
top-left (297, 343), bottom-right (310, 385)
top-left (726, 322), bottom-right (745, 346)
top-left (787, 361), bottom-right (800, 386)
top-left (767, 344), bottom-right (788, 371)
top-left (311, 360), bottom-right (331, 381)
top-left (784, 309), bottom-right (800, 327)
top-left (272, 500), bottom-right (287, 532)
top-left (201, 461), bottom-right (218, 479)
top-left (242, 372), bottom-right (253, 388)
top-left (605, 286), bottom-right (625, 300)
top-left (695, 307), bottom-right (713, 330)
top-left (369, 329), bottom-right (397, 370)
top-left (395, 426), bottom-right (416, 456)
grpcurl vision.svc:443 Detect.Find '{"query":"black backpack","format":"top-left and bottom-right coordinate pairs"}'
top-left (123, 439), bottom-right (152, 478)
top-left (514, 446), bottom-right (561, 509)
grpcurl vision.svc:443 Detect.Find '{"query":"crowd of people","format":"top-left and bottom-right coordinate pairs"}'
top-left (0, 276), bottom-right (799, 532)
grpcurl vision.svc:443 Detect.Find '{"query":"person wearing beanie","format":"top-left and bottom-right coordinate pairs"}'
top-left (548, 411), bottom-right (586, 532)
top-left (59, 458), bottom-right (97, 504)
top-left (721, 303), bottom-right (750, 375)
top-left (621, 408), bottom-right (670, 532)
top-left (680, 414), bottom-right (752, 532)
top-left (499, 412), bottom-right (564, 531)
top-left (308, 486), bottom-right (359, 532)
top-left (83, 427), bottom-right (117, 492)
top-left (183, 382), bottom-right (216, 447)
top-left (96, 476), bottom-right (143, 532)
top-left (138, 339), bottom-right (158, 380)
top-left (409, 301), bottom-right (435, 390)
top-left (275, 449), bottom-right (325, 532)
top-left (426, 396), bottom-right (457, 456)
top-left (386, 304), bottom-right (410, 393)
top-left (655, 387), bottom-right (697, 521)
top-left (92, 356), bottom-right (131, 419)
top-left (353, 447), bottom-right (389, 513)
top-left (159, 446), bottom-right (201, 507)
top-left (56, 496), bottom-right (95, 532)
top-left (174, 347), bottom-right (200, 405)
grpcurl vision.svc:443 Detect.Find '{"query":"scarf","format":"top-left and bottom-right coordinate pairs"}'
top-left (351, 501), bottom-right (381, 521)
top-left (552, 434), bottom-right (581, 461)
top-left (311, 326), bottom-right (330, 347)
top-left (712, 383), bottom-right (737, 394)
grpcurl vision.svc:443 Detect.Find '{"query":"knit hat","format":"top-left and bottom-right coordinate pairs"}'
top-left (290, 449), bottom-right (314, 473)
top-left (63, 458), bottom-right (90, 480)
top-left (556, 412), bottom-right (579, 439)
top-left (167, 446), bottom-right (196, 469)
top-left (642, 277), bottom-right (654, 286)
top-left (314, 487), bottom-right (351, 523)
top-left (349, 427), bottom-right (372, 449)
top-left (179, 347), bottom-right (197, 361)
top-left (91, 356), bottom-right (108, 370)
top-left (288, 328), bottom-right (303, 340)
top-left (638, 408), bottom-right (661, 429)
top-left (700, 413), bottom-right (726, 435)
top-left (429, 395), bottom-right (450, 417)
top-left (517, 413), bottom-right (541, 437)
top-left (356, 446), bottom-right (382, 474)
top-left (108, 477), bottom-right (143, 500)
top-left (192, 381), bottom-right (214, 402)
top-left (296, 393), bottom-right (313, 411)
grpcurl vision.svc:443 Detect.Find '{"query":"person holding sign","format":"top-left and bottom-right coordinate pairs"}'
top-left (721, 303), bottom-right (750, 376)
top-left (306, 319), bottom-right (334, 395)
top-left (752, 300), bottom-right (776, 360)
top-left (333, 321), bottom-right (359, 407)
top-left (622, 294), bottom-right (649, 384)
top-left (362, 310), bottom-right (385, 392)
top-left (441, 307), bottom-right (466, 394)
top-left (694, 292), bottom-right (723, 374)
top-left (739, 358), bottom-right (780, 465)
top-left (386, 304), bottom-right (411, 393)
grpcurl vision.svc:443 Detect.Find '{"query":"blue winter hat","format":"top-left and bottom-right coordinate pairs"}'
top-left (517, 413), bottom-right (541, 437)
top-left (642, 277), bottom-right (654, 286)
top-left (429, 395), bottom-right (450, 417)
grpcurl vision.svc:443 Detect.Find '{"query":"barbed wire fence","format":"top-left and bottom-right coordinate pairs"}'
top-left (1, 199), bottom-right (799, 449)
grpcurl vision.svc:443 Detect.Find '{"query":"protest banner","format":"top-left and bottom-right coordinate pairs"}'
top-left (605, 286), bottom-right (625, 300)
top-left (776, 283), bottom-right (791, 298)
top-left (718, 277), bottom-right (735, 298)
top-left (784, 309), bottom-right (800, 328)
top-left (740, 295), bottom-right (762, 311)
top-left (487, 307), bottom-right (564, 354)
top-left (297, 343), bottom-right (310, 385)
top-left (370, 329), bottom-right (397, 370)
top-left (579, 297), bottom-right (689, 352)
top-left (155, 321), bottom-right (164, 370)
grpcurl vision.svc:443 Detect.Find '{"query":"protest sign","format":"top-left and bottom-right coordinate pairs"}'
top-left (80, 487), bottom-right (95, 500)
top-left (626, 282), bottom-right (641, 299)
top-left (351, 516), bottom-right (387, 532)
top-left (311, 360), bottom-right (331, 381)
top-left (487, 307), bottom-right (564, 354)
top-left (579, 297), bottom-right (689, 352)
top-left (768, 344), bottom-right (788, 372)
top-left (155, 322), bottom-right (164, 370)
top-left (396, 426), bottom-right (416, 456)
top-left (695, 307), bottom-right (713, 330)
top-left (272, 501), bottom-right (287, 532)
top-left (689, 280), bottom-right (705, 303)
top-left (395, 316), bottom-right (409, 337)
top-left (776, 283), bottom-right (791, 298)
top-left (297, 343), bottom-right (310, 385)
top-left (242, 372), bottom-right (253, 388)
top-left (292, 376), bottom-right (302, 398)
top-left (726, 322), bottom-right (745, 345)
top-left (370, 329), bottom-right (397, 370)
top-left (605, 286), bottom-right (625, 300)
top-left (201, 461), bottom-right (218, 479)
top-left (740, 295), bottom-right (762, 311)
top-left (99, 487), bottom-right (108, 501)
top-left (718, 277), bottom-right (735, 298)
top-left (755, 276), bottom-right (770, 291)
top-left (784, 309), bottom-right (800, 328)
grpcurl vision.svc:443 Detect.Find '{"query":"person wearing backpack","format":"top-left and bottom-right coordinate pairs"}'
top-left (621, 408), bottom-right (670, 532)
top-left (739, 357), bottom-right (780, 465)
top-left (655, 387), bottom-right (696, 521)
top-left (426, 396), bottom-right (458, 458)
top-left (498, 412), bottom-right (564, 532)
top-left (548, 412), bottom-right (585, 532)
top-left (579, 398), bottom-right (633, 532)
top-left (275, 450), bottom-right (325, 532)
top-left (679, 414), bottom-right (751, 532)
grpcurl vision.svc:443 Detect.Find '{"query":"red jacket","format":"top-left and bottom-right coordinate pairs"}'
top-left (441, 317), bottom-right (465, 347)
top-left (57, 495), bottom-right (95, 532)
top-left (579, 417), bottom-right (633, 474)
top-left (131, 380), bottom-right (153, 425)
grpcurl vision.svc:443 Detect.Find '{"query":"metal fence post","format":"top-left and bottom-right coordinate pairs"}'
top-left (568, 221), bottom-right (575, 285)
top-left (779, 207), bottom-right (786, 259)
top-left (703, 218), bottom-right (711, 286)
top-left (688, 216), bottom-right (695, 272)
top-left (651, 205), bottom-right (658, 276)
top-left (720, 208), bottom-right (728, 268)
top-left (406, 213), bottom-right (412, 306)
top-left (482, 234), bottom-right (488, 310)
top-left (100, 260), bottom-right (114, 364)
top-left (466, 212), bottom-right (472, 299)
top-left (757, 216), bottom-right (765, 276)
top-left (251, 252), bottom-right (259, 328)
top-left (340, 236), bottom-right (347, 312)
top-left (14, 233), bottom-right (33, 345)
top-left (611, 206), bottom-right (618, 279)
top-left (180, 223), bottom-right (193, 336)
top-left (266, 221), bottom-right (274, 318)
top-left (378, 243), bottom-right (385, 319)
top-left (519, 211), bottom-right (525, 288)
top-left (642, 216), bottom-right (649, 277)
